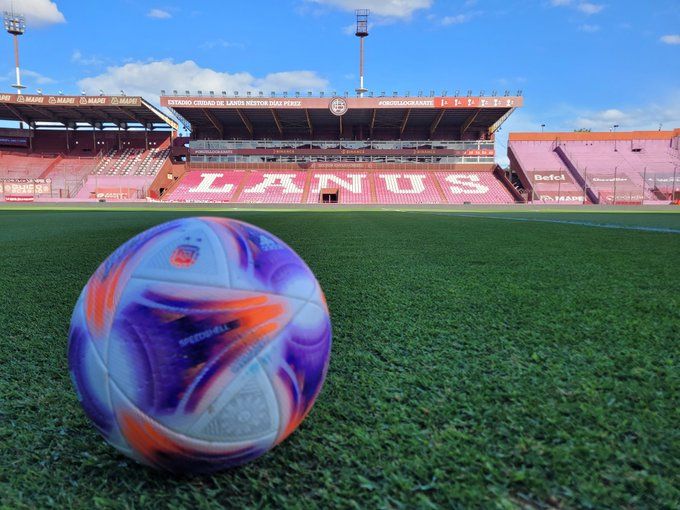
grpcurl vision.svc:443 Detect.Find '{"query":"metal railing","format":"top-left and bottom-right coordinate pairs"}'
top-left (190, 139), bottom-right (495, 151)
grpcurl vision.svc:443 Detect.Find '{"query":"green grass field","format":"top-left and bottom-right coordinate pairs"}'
top-left (1, 208), bottom-right (679, 509)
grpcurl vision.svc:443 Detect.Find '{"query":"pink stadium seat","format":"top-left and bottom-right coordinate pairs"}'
top-left (0, 153), bottom-right (56, 179)
top-left (435, 172), bottom-right (515, 204)
top-left (164, 171), bottom-right (246, 203)
top-left (510, 136), bottom-right (678, 204)
top-left (238, 172), bottom-right (306, 204)
top-left (306, 171), bottom-right (371, 204)
top-left (46, 158), bottom-right (98, 198)
top-left (509, 141), bottom-right (586, 203)
top-left (373, 172), bottom-right (443, 204)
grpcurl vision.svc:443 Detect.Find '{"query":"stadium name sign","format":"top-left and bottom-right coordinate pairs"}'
top-left (164, 99), bottom-right (306, 108)
top-left (0, 94), bottom-right (141, 107)
top-left (161, 96), bottom-right (524, 110)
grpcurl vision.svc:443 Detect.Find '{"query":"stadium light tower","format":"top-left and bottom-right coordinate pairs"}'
top-left (4, 10), bottom-right (26, 94)
top-left (355, 9), bottom-right (369, 98)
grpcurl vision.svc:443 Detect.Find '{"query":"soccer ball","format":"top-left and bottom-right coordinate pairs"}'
top-left (68, 217), bottom-right (332, 474)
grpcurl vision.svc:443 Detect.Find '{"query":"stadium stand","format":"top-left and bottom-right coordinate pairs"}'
top-left (508, 141), bottom-right (588, 203)
top-left (46, 157), bottom-right (98, 198)
top-left (161, 168), bottom-right (516, 205)
top-left (509, 131), bottom-right (680, 204)
top-left (0, 152), bottom-right (56, 179)
top-left (165, 171), bottom-right (246, 203)
top-left (0, 93), bottom-right (176, 202)
top-left (159, 93), bottom-right (524, 205)
top-left (306, 172), bottom-right (372, 204)
top-left (373, 172), bottom-right (444, 204)
top-left (436, 172), bottom-right (516, 204)
top-left (238, 172), bottom-right (308, 204)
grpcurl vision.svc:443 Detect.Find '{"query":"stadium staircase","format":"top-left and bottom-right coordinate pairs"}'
top-left (553, 145), bottom-right (600, 204)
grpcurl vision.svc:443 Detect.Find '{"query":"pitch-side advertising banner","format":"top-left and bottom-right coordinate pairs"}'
top-left (94, 187), bottom-right (138, 200)
top-left (2, 179), bottom-right (52, 200)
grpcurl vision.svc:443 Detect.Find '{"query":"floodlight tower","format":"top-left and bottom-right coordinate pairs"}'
top-left (355, 9), bottom-right (369, 97)
top-left (4, 10), bottom-right (26, 94)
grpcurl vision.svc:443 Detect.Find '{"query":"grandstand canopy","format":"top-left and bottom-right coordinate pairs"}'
top-left (0, 93), bottom-right (177, 130)
top-left (160, 95), bottom-right (522, 140)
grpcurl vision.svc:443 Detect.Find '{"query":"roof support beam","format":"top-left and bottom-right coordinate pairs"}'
top-left (270, 109), bottom-right (283, 136)
top-left (460, 109), bottom-right (481, 139)
top-left (400, 109), bottom-right (411, 137)
top-left (429, 109), bottom-right (446, 138)
top-left (5, 104), bottom-right (31, 125)
top-left (304, 109), bottom-right (313, 137)
top-left (25, 104), bottom-right (63, 124)
top-left (202, 108), bottom-right (224, 138)
top-left (113, 106), bottom-right (145, 126)
top-left (235, 109), bottom-right (253, 137)
top-left (339, 113), bottom-right (343, 138)
top-left (370, 108), bottom-right (377, 138)
top-left (141, 98), bottom-right (178, 131)
top-left (489, 108), bottom-right (516, 136)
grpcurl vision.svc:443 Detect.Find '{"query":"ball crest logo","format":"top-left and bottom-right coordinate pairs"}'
top-left (170, 244), bottom-right (200, 268)
top-left (329, 97), bottom-right (348, 117)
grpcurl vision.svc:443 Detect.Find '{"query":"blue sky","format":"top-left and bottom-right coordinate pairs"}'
top-left (1, 0), bottom-right (678, 156)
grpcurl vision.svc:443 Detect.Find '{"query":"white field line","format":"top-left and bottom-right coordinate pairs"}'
top-left (410, 212), bottom-right (680, 234)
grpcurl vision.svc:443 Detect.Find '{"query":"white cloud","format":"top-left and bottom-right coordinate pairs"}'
top-left (660, 34), bottom-right (680, 45)
top-left (307, 0), bottom-right (432, 19)
top-left (200, 39), bottom-right (245, 50)
top-left (71, 50), bottom-right (103, 66)
top-left (147, 8), bottom-right (172, 19)
top-left (573, 97), bottom-right (680, 131)
top-left (577, 2), bottom-right (604, 14)
top-left (22, 69), bottom-right (56, 84)
top-left (77, 60), bottom-right (329, 104)
top-left (441, 14), bottom-right (472, 26)
top-left (0, 0), bottom-right (65, 26)
top-left (550, 0), bottom-right (604, 15)
top-left (2, 68), bottom-right (55, 86)
top-left (578, 24), bottom-right (600, 33)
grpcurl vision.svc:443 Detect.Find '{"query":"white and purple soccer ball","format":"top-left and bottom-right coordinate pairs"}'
top-left (68, 217), bottom-right (332, 474)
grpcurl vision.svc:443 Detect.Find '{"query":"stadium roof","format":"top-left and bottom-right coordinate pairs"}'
top-left (160, 95), bottom-right (523, 140)
top-left (509, 129), bottom-right (680, 142)
top-left (0, 93), bottom-right (177, 130)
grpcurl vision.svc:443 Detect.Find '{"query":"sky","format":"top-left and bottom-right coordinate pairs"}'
top-left (0, 0), bottom-right (679, 161)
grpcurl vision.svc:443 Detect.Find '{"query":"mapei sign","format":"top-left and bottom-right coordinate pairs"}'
top-left (0, 94), bottom-right (141, 107)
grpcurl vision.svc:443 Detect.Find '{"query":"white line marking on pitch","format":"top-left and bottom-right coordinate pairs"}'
top-left (413, 212), bottom-right (680, 234)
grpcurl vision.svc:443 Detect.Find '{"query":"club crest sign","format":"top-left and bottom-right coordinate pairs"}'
top-left (329, 97), bottom-right (348, 117)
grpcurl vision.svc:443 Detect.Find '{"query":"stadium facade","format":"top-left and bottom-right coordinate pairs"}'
top-left (0, 90), bottom-right (677, 205)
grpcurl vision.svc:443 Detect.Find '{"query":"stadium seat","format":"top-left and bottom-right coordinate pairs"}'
top-left (435, 172), bottom-right (515, 204)
top-left (238, 172), bottom-right (307, 204)
top-left (373, 173), bottom-right (443, 204)
top-left (164, 171), bottom-right (246, 203)
top-left (306, 172), bottom-right (371, 204)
